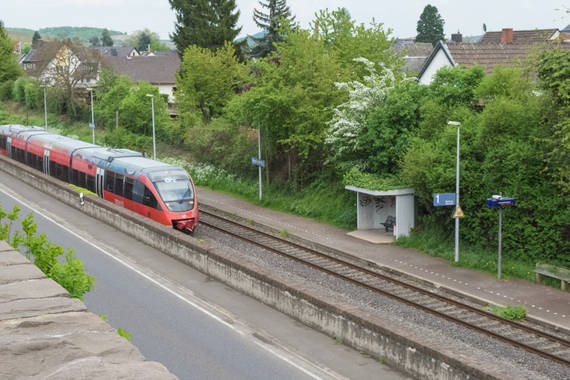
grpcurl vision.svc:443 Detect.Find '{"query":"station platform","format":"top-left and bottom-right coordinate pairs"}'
top-left (197, 187), bottom-right (570, 331)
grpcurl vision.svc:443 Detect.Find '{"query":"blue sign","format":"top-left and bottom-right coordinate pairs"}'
top-left (486, 196), bottom-right (516, 208)
top-left (251, 157), bottom-right (265, 168)
top-left (88, 123), bottom-right (95, 129)
top-left (433, 193), bottom-right (456, 206)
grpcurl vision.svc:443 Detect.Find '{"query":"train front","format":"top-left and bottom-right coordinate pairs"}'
top-left (149, 169), bottom-right (198, 233)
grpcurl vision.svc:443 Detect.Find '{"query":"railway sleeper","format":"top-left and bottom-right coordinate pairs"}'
top-left (551, 348), bottom-right (570, 357)
top-left (536, 342), bottom-right (562, 351)
top-left (434, 305), bottom-right (456, 313)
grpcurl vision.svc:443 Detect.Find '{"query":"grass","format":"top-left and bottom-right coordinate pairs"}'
top-left (484, 305), bottom-right (527, 321)
top-left (396, 224), bottom-right (537, 281)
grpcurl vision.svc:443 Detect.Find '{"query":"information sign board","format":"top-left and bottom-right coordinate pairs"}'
top-left (251, 157), bottom-right (265, 168)
top-left (433, 193), bottom-right (456, 206)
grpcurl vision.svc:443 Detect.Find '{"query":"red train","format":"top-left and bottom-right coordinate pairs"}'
top-left (0, 124), bottom-right (198, 233)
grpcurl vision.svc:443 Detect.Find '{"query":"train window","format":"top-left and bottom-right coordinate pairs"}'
top-left (105, 171), bottom-right (115, 192)
top-left (124, 177), bottom-right (134, 200)
top-left (86, 175), bottom-right (95, 192)
top-left (114, 173), bottom-right (124, 197)
top-left (0, 136), bottom-right (5, 148)
top-left (143, 186), bottom-right (161, 210)
top-left (132, 180), bottom-right (144, 203)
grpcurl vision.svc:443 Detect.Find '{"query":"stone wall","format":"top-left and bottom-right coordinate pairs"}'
top-left (0, 241), bottom-right (176, 379)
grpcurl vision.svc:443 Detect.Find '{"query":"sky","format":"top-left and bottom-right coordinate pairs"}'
top-left (2, 0), bottom-right (569, 40)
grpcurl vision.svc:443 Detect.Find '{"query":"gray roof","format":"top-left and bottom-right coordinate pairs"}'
top-left (391, 40), bottom-right (433, 73)
top-left (94, 46), bottom-right (138, 57)
top-left (102, 53), bottom-right (180, 84)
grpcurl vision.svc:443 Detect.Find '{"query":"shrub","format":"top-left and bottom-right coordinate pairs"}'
top-left (1, 203), bottom-right (95, 301)
top-left (0, 79), bottom-right (14, 100)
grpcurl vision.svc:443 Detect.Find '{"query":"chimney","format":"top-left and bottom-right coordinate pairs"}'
top-left (501, 28), bottom-right (513, 43)
top-left (451, 31), bottom-right (462, 43)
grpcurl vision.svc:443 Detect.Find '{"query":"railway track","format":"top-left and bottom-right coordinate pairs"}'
top-left (199, 209), bottom-right (570, 368)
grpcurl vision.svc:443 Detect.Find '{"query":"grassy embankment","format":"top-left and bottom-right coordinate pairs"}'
top-left (1, 101), bottom-right (559, 287)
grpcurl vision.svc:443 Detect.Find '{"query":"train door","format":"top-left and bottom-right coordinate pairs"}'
top-left (6, 137), bottom-right (11, 158)
top-left (42, 150), bottom-right (50, 175)
top-left (96, 168), bottom-right (105, 198)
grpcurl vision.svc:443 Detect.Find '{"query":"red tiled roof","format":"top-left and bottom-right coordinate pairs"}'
top-left (479, 29), bottom-right (557, 44)
top-left (447, 42), bottom-right (570, 73)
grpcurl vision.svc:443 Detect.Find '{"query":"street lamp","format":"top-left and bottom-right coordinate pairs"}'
top-left (89, 89), bottom-right (95, 144)
top-left (43, 87), bottom-right (47, 131)
top-left (448, 121), bottom-right (461, 263)
top-left (146, 94), bottom-right (156, 160)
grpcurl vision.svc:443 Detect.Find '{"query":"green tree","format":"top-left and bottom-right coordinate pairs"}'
top-left (249, 0), bottom-right (295, 58)
top-left (89, 36), bottom-right (100, 47)
top-left (101, 28), bottom-right (114, 46)
top-left (169, 0), bottom-right (241, 54)
top-left (400, 65), bottom-right (569, 264)
top-left (0, 20), bottom-right (23, 83)
top-left (537, 48), bottom-right (570, 193)
top-left (118, 82), bottom-right (169, 136)
top-left (225, 28), bottom-right (348, 184)
top-left (313, 8), bottom-right (402, 79)
top-left (32, 31), bottom-right (42, 48)
top-left (416, 4), bottom-right (445, 45)
top-left (128, 29), bottom-right (169, 52)
top-left (177, 41), bottom-right (249, 122)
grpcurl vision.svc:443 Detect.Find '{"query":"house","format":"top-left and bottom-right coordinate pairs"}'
top-left (417, 28), bottom-right (570, 84)
top-left (102, 50), bottom-right (180, 107)
top-left (20, 40), bottom-right (101, 89)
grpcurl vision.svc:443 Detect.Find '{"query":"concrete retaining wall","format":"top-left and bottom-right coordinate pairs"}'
top-left (0, 154), bottom-right (496, 380)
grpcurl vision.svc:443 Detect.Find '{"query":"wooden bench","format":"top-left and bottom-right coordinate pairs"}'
top-left (534, 263), bottom-right (570, 291)
top-left (381, 215), bottom-right (396, 232)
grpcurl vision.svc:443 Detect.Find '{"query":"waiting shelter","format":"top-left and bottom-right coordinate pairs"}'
top-left (345, 186), bottom-right (415, 243)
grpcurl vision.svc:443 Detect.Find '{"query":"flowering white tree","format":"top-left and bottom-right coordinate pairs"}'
top-left (326, 57), bottom-right (396, 171)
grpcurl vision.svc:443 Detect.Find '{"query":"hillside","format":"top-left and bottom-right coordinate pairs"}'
top-left (7, 26), bottom-right (124, 43)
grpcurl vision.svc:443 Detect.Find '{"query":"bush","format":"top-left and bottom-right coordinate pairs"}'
top-left (0, 79), bottom-right (14, 100)
top-left (1, 203), bottom-right (95, 301)
top-left (12, 77), bottom-right (28, 103)
top-left (24, 80), bottom-right (42, 109)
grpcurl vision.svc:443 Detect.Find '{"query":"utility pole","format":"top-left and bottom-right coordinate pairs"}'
top-left (43, 87), bottom-right (48, 131)
top-left (449, 121), bottom-right (461, 263)
top-left (146, 94), bottom-right (156, 160)
top-left (90, 89), bottom-right (95, 144)
top-left (258, 128), bottom-right (262, 200)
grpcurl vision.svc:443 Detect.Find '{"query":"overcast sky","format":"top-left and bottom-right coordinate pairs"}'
top-left (2, 0), bottom-right (569, 40)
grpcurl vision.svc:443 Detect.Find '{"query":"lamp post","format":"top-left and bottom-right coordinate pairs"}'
top-left (43, 87), bottom-right (48, 131)
top-left (448, 121), bottom-right (461, 263)
top-left (89, 89), bottom-right (95, 144)
top-left (146, 94), bottom-right (156, 160)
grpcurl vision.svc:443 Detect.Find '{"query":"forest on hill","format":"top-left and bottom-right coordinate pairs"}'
top-left (7, 26), bottom-right (124, 43)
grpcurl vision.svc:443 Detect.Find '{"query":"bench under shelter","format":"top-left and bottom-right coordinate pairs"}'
top-left (345, 186), bottom-right (415, 243)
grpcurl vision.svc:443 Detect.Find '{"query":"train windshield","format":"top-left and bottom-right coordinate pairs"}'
top-left (151, 171), bottom-right (194, 212)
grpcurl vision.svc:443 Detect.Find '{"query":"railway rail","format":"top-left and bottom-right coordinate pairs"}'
top-left (199, 209), bottom-right (570, 368)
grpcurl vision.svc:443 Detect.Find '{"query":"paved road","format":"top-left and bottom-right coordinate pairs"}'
top-left (0, 173), bottom-right (408, 380)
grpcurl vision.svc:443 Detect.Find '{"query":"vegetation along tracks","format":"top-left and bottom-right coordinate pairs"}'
top-left (199, 209), bottom-right (570, 368)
